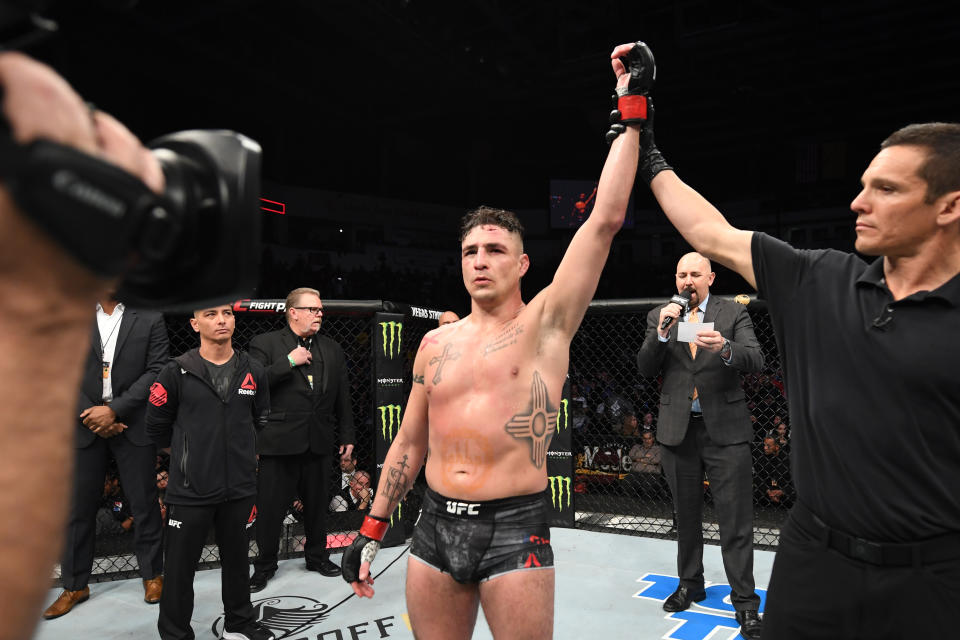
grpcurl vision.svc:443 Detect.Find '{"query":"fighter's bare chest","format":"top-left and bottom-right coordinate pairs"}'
top-left (422, 321), bottom-right (532, 395)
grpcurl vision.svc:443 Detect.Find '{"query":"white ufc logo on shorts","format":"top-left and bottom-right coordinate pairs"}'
top-left (446, 501), bottom-right (480, 516)
top-left (169, 519), bottom-right (183, 529)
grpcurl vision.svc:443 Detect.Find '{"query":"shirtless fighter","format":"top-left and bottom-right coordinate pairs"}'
top-left (342, 41), bottom-right (650, 639)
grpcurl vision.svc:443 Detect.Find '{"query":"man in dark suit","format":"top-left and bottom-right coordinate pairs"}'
top-left (636, 252), bottom-right (765, 640)
top-left (43, 295), bottom-right (169, 619)
top-left (248, 287), bottom-right (355, 592)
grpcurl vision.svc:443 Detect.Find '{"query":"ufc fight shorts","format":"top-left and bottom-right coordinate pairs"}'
top-left (410, 487), bottom-right (554, 583)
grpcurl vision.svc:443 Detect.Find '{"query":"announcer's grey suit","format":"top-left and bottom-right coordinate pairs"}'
top-left (637, 294), bottom-right (763, 612)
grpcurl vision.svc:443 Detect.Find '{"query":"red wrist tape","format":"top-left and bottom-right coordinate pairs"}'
top-left (618, 94), bottom-right (648, 121)
top-left (359, 515), bottom-right (389, 541)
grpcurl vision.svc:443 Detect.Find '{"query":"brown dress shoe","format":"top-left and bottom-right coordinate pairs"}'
top-left (143, 576), bottom-right (163, 604)
top-left (43, 587), bottom-right (90, 620)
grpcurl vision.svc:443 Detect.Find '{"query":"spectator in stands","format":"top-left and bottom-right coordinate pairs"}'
top-left (619, 411), bottom-right (641, 438)
top-left (641, 411), bottom-right (656, 432)
top-left (624, 430), bottom-right (669, 502)
top-left (96, 467), bottom-right (135, 537)
top-left (156, 469), bottom-right (169, 493)
top-left (772, 416), bottom-right (790, 451)
top-left (339, 453), bottom-right (358, 490)
top-left (570, 384), bottom-right (589, 432)
top-left (44, 294), bottom-right (168, 621)
top-left (438, 310), bottom-right (460, 326)
top-left (600, 392), bottom-right (633, 433)
top-left (756, 436), bottom-right (793, 508)
top-left (330, 471), bottom-right (374, 512)
top-left (630, 430), bottom-right (663, 475)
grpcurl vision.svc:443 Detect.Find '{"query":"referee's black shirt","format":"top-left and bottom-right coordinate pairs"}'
top-left (752, 232), bottom-right (960, 542)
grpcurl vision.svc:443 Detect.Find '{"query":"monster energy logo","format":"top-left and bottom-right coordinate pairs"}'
top-left (548, 476), bottom-right (571, 511)
top-left (557, 398), bottom-right (569, 431)
top-left (378, 404), bottom-right (402, 441)
top-left (379, 321), bottom-right (403, 359)
top-left (389, 502), bottom-right (403, 527)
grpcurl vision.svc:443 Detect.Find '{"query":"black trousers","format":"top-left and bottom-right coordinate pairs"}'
top-left (661, 415), bottom-right (760, 611)
top-left (62, 435), bottom-right (163, 589)
top-left (158, 497), bottom-right (255, 640)
top-left (254, 452), bottom-right (332, 572)
top-left (762, 505), bottom-right (960, 639)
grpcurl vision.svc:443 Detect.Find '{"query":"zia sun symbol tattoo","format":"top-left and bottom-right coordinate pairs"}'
top-left (505, 371), bottom-right (558, 469)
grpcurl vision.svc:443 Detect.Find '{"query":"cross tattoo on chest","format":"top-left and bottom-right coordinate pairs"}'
top-left (429, 343), bottom-right (460, 384)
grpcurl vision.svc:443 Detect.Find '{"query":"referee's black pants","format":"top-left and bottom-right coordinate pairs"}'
top-left (661, 415), bottom-right (760, 612)
top-left (762, 503), bottom-right (960, 639)
top-left (158, 497), bottom-right (255, 640)
top-left (254, 452), bottom-right (332, 573)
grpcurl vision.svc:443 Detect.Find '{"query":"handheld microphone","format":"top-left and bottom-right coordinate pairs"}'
top-left (660, 290), bottom-right (692, 331)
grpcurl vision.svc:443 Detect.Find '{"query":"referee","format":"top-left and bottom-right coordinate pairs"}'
top-left (632, 93), bottom-right (960, 639)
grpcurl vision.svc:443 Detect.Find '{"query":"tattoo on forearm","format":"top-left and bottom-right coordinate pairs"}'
top-left (483, 323), bottom-right (524, 357)
top-left (504, 371), bottom-right (558, 469)
top-left (413, 373), bottom-right (424, 384)
top-left (383, 454), bottom-right (412, 506)
top-left (428, 343), bottom-right (460, 384)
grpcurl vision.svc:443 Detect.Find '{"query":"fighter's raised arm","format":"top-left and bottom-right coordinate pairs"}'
top-left (625, 48), bottom-right (756, 289)
top-left (539, 43), bottom-right (648, 336)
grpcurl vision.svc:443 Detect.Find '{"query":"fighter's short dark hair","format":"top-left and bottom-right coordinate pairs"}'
top-left (881, 122), bottom-right (960, 203)
top-left (459, 206), bottom-right (525, 243)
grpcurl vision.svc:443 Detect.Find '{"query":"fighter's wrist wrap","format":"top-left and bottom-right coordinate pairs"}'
top-left (638, 145), bottom-right (672, 185)
top-left (615, 91), bottom-right (648, 124)
top-left (342, 514), bottom-right (389, 584)
top-left (359, 514), bottom-right (388, 541)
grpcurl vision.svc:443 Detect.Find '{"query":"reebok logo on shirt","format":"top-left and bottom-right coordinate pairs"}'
top-left (238, 372), bottom-right (257, 396)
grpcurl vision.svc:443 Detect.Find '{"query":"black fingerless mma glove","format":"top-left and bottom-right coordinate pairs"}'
top-left (341, 514), bottom-right (388, 584)
top-left (605, 40), bottom-right (655, 145)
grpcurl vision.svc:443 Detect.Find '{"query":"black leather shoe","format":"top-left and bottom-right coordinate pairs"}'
top-left (735, 609), bottom-right (762, 640)
top-left (306, 558), bottom-right (341, 577)
top-left (248, 569), bottom-right (275, 593)
top-left (662, 585), bottom-right (706, 612)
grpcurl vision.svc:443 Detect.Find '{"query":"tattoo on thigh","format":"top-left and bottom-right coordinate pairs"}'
top-left (504, 371), bottom-right (558, 469)
top-left (413, 373), bottom-right (424, 384)
top-left (429, 343), bottom-right (460, 384)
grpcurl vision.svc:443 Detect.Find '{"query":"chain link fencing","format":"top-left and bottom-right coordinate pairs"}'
top-left (66, 297), bottom-right (788, 585)
top-left (570, 299), bottom-right (789, 549)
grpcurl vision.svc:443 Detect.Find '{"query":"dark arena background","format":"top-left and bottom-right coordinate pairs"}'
top-left (22, 1), bottom-right (960, 638)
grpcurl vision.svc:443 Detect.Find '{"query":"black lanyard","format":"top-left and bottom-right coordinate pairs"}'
top-left (99, 309), bottom-right (123, 357)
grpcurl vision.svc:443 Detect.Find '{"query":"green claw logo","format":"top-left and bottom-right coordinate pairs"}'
top-left (548, 475), bottom-right (571, 511)
top-left (389, 502), bottom-right (403, 527)
top-left (379, 321), bottom-right (403, 359)
top-left (558, 398), bottom-right (569, 431)
top-left (378, 404), bottom-right (402, 441)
